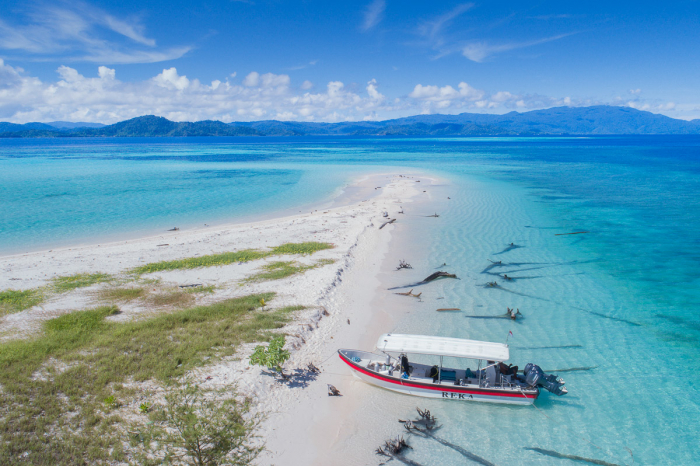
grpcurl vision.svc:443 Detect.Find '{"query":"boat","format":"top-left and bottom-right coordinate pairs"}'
top-left (338, 333), bottom-right (567, 405)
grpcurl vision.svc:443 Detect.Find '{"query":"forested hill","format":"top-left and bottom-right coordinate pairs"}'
top-left (2, 106), bottom-right (699, 138)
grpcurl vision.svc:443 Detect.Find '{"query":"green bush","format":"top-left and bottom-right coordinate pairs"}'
top-left (250, 336), bottom-right (290, 376)
top-left (132, 383), bottom-right (261, 466)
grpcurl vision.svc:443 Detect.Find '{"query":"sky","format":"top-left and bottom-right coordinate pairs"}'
top-left (0, 0), bottom-right (699, 123)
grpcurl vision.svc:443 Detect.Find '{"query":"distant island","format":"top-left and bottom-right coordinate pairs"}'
top-left (2, 105), bottom-right (700, 138)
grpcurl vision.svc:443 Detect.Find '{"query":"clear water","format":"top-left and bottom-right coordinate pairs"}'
top-left (1, 135), bottom-right (699, 464)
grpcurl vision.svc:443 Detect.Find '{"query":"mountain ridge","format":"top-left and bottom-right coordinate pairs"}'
top-left (2, 106), bottom-right (699, 138)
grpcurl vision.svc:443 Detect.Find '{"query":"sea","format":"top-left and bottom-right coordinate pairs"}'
top-left (1, 135), bottom-right (699, 465)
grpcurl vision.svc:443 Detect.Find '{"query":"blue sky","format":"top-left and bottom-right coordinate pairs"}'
top-left (0, 0), bottom-right (698, 123)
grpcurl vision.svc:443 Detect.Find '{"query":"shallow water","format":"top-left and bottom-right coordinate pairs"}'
top-left (1, 135), bottom-right (699, 464)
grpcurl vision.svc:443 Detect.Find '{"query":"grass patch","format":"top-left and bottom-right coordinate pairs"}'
top-left (244, 258), bottom-right (334, 283)
top-left (132, 249), bottom-right (269, 275)
top-left (0, 293), bottom-right (289, 465)
top-left (184, 284), bottom-right (216, 294)
top-left (131, 241), bottom-right (334, 275)
top-left (147, 290), bottom-right (196, 308)
top-left (269, 241), bottom-right (334, 256)
top-left (0, 289), bottom-right (43, 315)
top-left (99, 287), bottom-right (146, 302)
top-left (52, 273), bottom-right (111, 293)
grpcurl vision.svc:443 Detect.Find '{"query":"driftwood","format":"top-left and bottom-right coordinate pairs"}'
top-left (426, 213), bottom-right (440, 217)
top-left (507, 308), bottom-right (522, 320)
top-left (554, 231), bottom-right (590, 236)
top-left (379, 218), bottom-right (396, 229)
top-left (395, 289), bottom-right (422, 299)
top-left (179, 284), bottom-right (203, 288)
top-left (167, 227), bottom-right (179, 231)
top-left (423, 271), bottom-right (457, 282)
top-left (436, 308), bottom-right (460, 312)
top-left (157, 244), bottom-right (169, 247)
top-left (376, 436), bottom-right (412, 457)
top-left (396, 260), bottom-right (412, 270)
top-left (327, 384), bottom-right (342, 396)
top-left (307, 363), bottom-right (320, 374)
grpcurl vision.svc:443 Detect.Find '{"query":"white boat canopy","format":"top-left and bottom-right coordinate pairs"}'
top-left (376, 333), bottom-right (510, 362)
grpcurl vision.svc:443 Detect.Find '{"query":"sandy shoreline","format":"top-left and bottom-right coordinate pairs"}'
top-left (0, 170), bottom-right (445, 464)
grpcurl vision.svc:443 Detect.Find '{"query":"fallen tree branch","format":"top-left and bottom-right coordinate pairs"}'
top-left (395, 289), bottom-right (422, 299)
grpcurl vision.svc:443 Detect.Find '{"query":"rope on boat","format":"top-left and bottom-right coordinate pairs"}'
top-left (517, 388), bottom-right (633, 466)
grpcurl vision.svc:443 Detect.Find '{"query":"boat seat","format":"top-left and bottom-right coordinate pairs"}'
top-left (441, 369), bottom-right (457, 382)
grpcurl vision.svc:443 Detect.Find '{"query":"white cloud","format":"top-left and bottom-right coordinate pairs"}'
top-left (243, 72), bottom-right (259, 86)
top-left (0, 61), bottom-right (687, 123)
top-left (98, 66), bottom-right (115, 80)
top-left (462, 33), bottom-right (575, 62)
top-left (419, 3), bottom-right (474, 41)
top-left (0, 2), bottom-right (189, 64)
top-left (366, 79), bottom-right (385, 101)
top-left (301, 80), bottom-right (313, 90)
top-left (0, 60), bottom-right (400, 123)
top-left (153, 68), bottom-right (190, 90)
top-left (629, 88), bottom-right (641, 95)
top-left (361, 0), bottom-right (385, 31)
top-left (626, 100), bottom-right (675, 112)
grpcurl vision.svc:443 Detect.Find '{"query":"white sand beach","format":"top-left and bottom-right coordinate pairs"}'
top-left (0, 171), bottom-right (445, 465)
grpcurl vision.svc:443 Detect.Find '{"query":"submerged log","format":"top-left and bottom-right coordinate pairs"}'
top-left (379, 218), bottom-right (396, 229)
top-left (423, 271), bottom-right (458, 282)
top-left (436, 308), bottom-right (461, 312)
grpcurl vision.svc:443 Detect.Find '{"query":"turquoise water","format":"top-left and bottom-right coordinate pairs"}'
top-left (2, 136), bottom-right (699, 464)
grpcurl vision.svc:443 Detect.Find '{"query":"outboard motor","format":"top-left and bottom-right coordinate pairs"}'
top-left (524, 363), bottom-right (568, 396)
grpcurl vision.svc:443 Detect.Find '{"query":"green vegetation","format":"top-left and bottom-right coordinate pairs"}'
top-left (0, 273), bottom-right (112, 316)
top-left (0, 293), bottom-right (297, 465)
top-left (249, 335), bottom-right (290, 376)
top-left (99, 286), bottom-right (146, 302)
top-left (185, 284), bottom-right (216, 294)
top-left (131, 383), bottom-right (260, 466)
top-left (52, 272), bottom-right (111, 292)
top-left (244, 259), bottom-right (335, 283)
top-left (132, 249), bottom-right (269, 275)
top-left (131, 241), bottom-right (333, 275)
top-left (147, 290), bottom-right (196, 308)
top-left (269, 242), bottom-right (334, 256)
top-left (0, 289), bottom-right (43, 315)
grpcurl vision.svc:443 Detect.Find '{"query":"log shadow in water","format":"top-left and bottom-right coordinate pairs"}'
top-left (516, 345), bottom-right (582, 350)
top-left (524, 447), bottom-right (622, 466)
top-left (493, 243), bottom-right (524, 255)
top-left (655, 314), bottom-right (700, 332)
